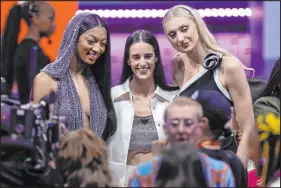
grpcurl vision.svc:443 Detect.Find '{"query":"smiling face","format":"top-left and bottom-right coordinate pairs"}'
top-left (128, 42), bottom-right (157, 80)
top-left (164, 16), bottom-right (200, 53)
top-left (76, 27), bottom-right (108, 65)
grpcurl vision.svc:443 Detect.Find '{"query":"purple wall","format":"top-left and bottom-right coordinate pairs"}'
top-left (78, 1), bottom-right (264, 85)
top-left (79, 1), bottom-right (249, 10)
top-left (110, 33), bottom-right (253, 86)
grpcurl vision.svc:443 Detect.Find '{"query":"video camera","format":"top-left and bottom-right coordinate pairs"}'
top-left (1, 77), bottom-right (66, 186)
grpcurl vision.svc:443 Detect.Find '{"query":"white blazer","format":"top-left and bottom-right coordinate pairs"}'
top-left (107, 78), bottom-right (179, 185)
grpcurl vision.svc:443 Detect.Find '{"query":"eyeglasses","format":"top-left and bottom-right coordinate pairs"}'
top-left (165, 118), bottom-right (197, 127)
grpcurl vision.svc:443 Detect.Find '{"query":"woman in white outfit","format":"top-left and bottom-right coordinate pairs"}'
top-left (108, 30), bottom-right (179, 186)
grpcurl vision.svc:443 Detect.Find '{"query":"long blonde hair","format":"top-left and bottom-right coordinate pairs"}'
top-left (163, 5), bottom-right (255, 75)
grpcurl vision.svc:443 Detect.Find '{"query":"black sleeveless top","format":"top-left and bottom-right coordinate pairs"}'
top-left (179, 69), bottom-right (233, 105)
top-left (179, 53), bottom-right (239, 153)
top-left (14, 39), bottom-right (51, 104)
top-left (179, 53), bottom-right (233, 106)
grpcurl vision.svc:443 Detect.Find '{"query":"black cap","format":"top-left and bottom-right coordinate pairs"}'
top-left (191, 90), bottom-right (232, 136)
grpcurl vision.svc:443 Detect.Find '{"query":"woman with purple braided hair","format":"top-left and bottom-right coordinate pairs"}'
top-left (33, 12), bottom-right (116, 141)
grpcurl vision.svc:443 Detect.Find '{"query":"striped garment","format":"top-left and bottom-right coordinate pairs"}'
top-left (128, 153), bottom-right (235, 187)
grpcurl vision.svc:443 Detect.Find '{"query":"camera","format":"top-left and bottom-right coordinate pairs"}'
top-left (1, 77), bottom-right (66, 187)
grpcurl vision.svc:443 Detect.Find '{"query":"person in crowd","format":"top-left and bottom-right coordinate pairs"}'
top-left (108, 30), bottom-right (179, 186)
top-left (248, 78), bottom-right (267, 103)
top-left (252, 59), bottom-right (280, 174)
top-left (56, 129), bottom-right (115, 187)
top-left (194, 90), bottom-right (247, 187)
top-left (33, 12), bottom-right (116, 141)
top-left (248, 113), bottom-right (280, 187)
top-left (248, 58), bottom-right (280, 187)
top-left (155, 144), bottom-right (233, 187)
top-left (253, 58), bottom-right (280, 119)
top-left (231, 78), bottom-right (267, 141)
top-left (128, 95), bottom-right (236, 187)
top-left (1, 1), bottom-right (56, 103)
top-left (162, 4), bottom-right (257, 166)
top-left (228, 77), bottom-right (267, 170)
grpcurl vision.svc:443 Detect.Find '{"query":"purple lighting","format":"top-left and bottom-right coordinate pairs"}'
top-left (76, 8), bottom-right (252, 18)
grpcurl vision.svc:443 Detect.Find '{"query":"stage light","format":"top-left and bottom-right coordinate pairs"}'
top-left (146, 10), bottom-right (152, 18)
top-left (217, 8), bottom-right (226, 17)
top-left (150, 9), bottom-right (158, 18)
top-left (136, 10), bottom-right (143, 18)
top-left (159, 9), bottom-right (168, 17)
top-left (211, 8), bottom-right (219, 17)
top-left (245, 8), bottom-right (252, 17)
top-left (238, 8), bottom-right (246, 17)
top-left (75, 8), bottom-right (252, 18)
top-left (204, 8), bottom-right (212, 17)
top-left (197, 9), bottom-right (205, 18)
top-left (130, 9), bottom-right (137, 18)
top-left (232, 8), bottom-right (239, 17)
top-left (123, 9), bottom-right (130, 18)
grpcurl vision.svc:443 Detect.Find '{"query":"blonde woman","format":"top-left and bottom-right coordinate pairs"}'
top-left (162, 5), bottom-right (257, 167)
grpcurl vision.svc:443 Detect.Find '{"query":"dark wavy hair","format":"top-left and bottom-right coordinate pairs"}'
top-left (119, 30), bottom-right (178, 91)
top-left (77, 14), bottom-right (117, 141)
top-left (258, 58), bottom-right (280, 100)
top-left (155, 144), bottom-right (207, 187)
top-left (1, 1), bottom-right (47, 95)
